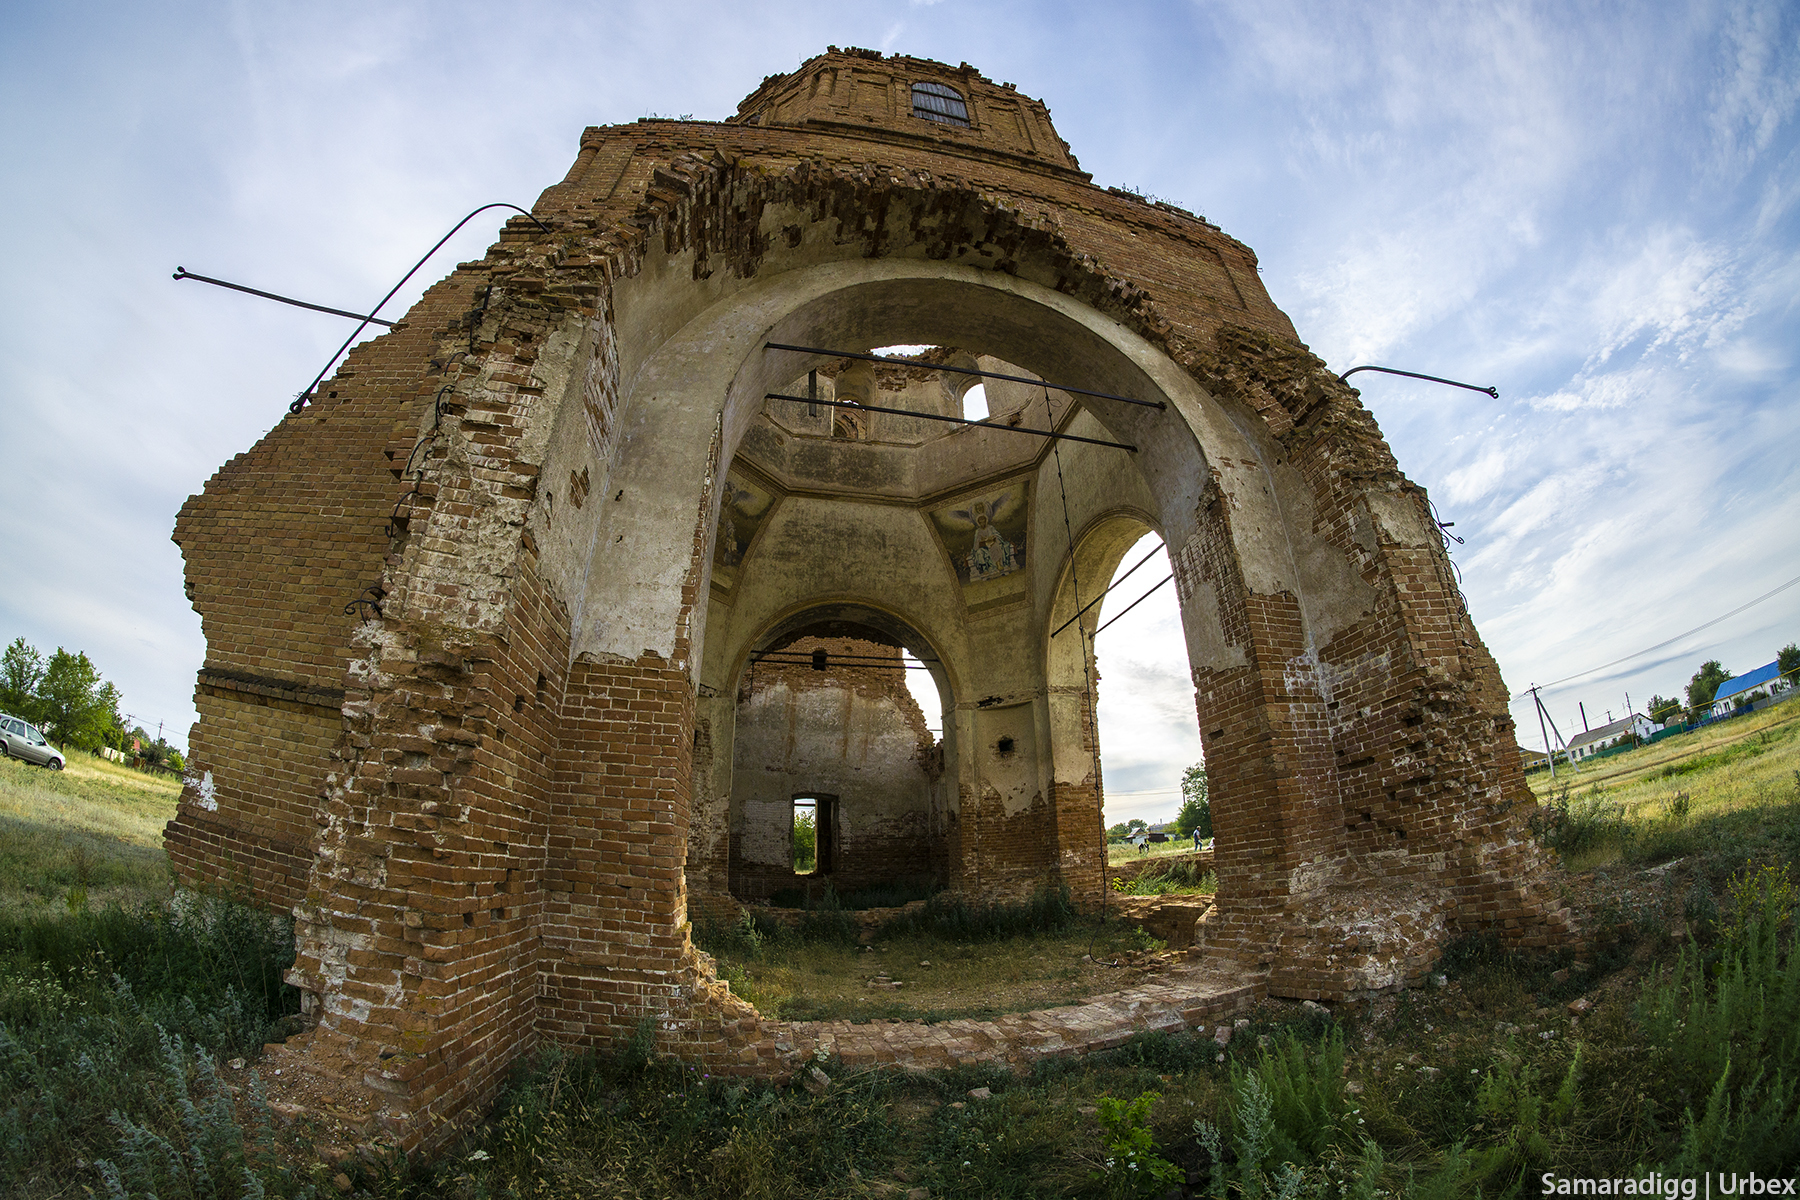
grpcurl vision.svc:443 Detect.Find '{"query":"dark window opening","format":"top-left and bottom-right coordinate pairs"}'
top-left (912, 81), bottom-right (970, 128)
top-left (996, 735), bottom-right (1016, 756)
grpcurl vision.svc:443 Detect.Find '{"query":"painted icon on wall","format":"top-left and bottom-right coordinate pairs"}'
top-left (713, 472), bottom-right (776, 572)
top-left (930, 482), bottom-right (1029, 584)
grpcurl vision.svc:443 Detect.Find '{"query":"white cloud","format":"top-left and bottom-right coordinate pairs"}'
top-left (1708, 0), bottom-right (1800, 171)
top-left (1442, 447), bottom-right (1510, 506)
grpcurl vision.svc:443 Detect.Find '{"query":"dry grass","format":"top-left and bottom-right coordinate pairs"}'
top-left (717, 923), bottom-right (1165, 1023)
top-left (0, 751), bottom-right (180, 912)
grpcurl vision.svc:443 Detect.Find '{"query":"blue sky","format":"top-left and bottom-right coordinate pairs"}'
top-left (2, 2), bottom-right (1796, 827)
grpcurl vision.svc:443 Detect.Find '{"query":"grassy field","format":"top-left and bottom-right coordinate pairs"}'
top-left (0, 749), bottom-right (180, 913)
top-left (1526, 700), bottom-right (1800, 872)
top-left (3, 722), bottom-right (1798, 1197)
top-left (0, 750), bottom-right (304, 1200)
top-left (1107, 837), bottom-right (1205, 865)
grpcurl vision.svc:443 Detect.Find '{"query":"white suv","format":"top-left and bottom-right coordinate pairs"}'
top-left (0, 715), bottom-right (65, 770)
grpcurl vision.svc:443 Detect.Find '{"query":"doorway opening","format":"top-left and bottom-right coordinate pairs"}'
top-left (791, 795), bottom-right (836, 875)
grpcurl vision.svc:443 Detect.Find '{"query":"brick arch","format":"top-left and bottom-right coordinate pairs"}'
top-left (712, 601), bottom-right (957, 906)
top-left (1041, 510), bottom-right (1163, 898)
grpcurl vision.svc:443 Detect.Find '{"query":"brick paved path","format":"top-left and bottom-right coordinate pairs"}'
top-left (746, 956), bottom-right (1264, 1073)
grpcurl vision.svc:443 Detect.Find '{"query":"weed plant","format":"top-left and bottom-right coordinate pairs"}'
top-left (1114, 859), bottom-right (1218, 896)
top-left (0, 895), bottom-right (304, 1198)
top-left (1530, 783), bottom-right (1633, 863)
top-left (365, 872), bottom-right (1800, 1200)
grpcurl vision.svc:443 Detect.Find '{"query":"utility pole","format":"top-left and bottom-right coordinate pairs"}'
top-left (1530, 685), bottom-right (1556, 780)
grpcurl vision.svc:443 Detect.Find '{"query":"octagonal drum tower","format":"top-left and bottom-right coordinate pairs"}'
top-left (168, 48), bottom-right (1568, 1147)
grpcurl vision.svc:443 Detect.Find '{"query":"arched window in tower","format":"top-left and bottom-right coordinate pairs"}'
top-left (911, 81), bottom-right (970, 127)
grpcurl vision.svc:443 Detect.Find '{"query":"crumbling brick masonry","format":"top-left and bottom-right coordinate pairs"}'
top-left (168, 48), bottom-right (1568, 1149)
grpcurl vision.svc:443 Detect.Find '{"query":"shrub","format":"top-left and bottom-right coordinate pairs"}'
top-left (1638, 886), bottom-right (1800, 1172)
top-left (1090, 1091), bottom-right (1179, 1198)
top-left (1530, 785), bottom-right (1631, 859)
top-left (795, 883), bottom-right (860, 945)
top-left (1117, 859), bottom-right (1216, 896)
top-left (0, 895), bottom-right (303, 1196)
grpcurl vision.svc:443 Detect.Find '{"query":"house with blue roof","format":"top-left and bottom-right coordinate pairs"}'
top-left (1710, 660), bottom-right (1794, 716)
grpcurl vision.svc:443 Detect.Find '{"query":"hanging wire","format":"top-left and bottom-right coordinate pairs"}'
top-left (385, 384), bottom-right (458, 538)
top-left (289, 203), bottom-right (552, 414)
top-left (1091, 573), bottom-right (1174, 637)
top-left (1512, 570), bottom-right (1800, 699)
top-left (1426, 496), bottom-right (1469, 613)
top-left (1038, 383), bottom-right (1123, 956)
top-left (1052, 540), bottom-right (1167, 637)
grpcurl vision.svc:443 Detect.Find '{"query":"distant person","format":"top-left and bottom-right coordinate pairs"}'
top-left (1193, 827), bottom-right (1202, 849)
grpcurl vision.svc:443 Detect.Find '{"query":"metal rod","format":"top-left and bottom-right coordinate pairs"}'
top-left (1051, 541), bottom-right (1167, 638)
top-left (765, 392), bottom-right (1137, 452)
top-left (750, 651), bottom-right (939, 664)
top-left (1340, 365), bottom-right (1498, 398)
top-left (765, 342), bottom-right (1165, 410)
top-left (1091, 574), bottom-right (1174, 636)
top-left (290, 202), bottom-right (553, 414)
top-left (172, 268), bottom-right (396, 327)
top-left (749, 655), bottom-right (936, 671)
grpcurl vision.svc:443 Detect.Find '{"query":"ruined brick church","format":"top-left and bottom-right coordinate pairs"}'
top-left (168, 49), bottom-right (1567, 1146)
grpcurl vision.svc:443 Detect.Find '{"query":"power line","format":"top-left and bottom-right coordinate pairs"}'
top-left (1514, 570), bottom-right (1800, 699)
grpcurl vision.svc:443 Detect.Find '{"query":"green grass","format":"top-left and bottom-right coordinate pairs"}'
top-left (0, 751), bottom-right (179, 913)
top-left (427, 722), bottom-right (1800, 1197)
top-left (693, 887), bottom-right (1170, 1023)
top-left (703, 923), bottom-right (1165, 1024)
top-left (1113, 858), bottom-right (1218, 896)
top-left (0, 748), bottom-right (309, 1199)
top-left (1108, 838), bottom-right (1205, 866)
top-left (8, 703), bottom-right (1800, 1196)
top-left (378, 878), bottom-right (1800, 1200)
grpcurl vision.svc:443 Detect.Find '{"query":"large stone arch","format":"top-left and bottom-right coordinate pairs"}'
top-left (166, 49), bottom-right (1569, 1149)
top-left (708, 600), bottom-right (956, 904)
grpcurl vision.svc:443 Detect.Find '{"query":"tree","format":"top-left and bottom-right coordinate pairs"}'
top-left (1646, 695), bottom-right (1682, 725)
top-left (1, 638), bottom-right (47, 724)
top-left (37, 649), bottom-right (122, 749)
top-left (1174, 764), bottom-right (1211, 839)
top-left (1779, 643), bottom-right (1800, 682)
top-left (1685, 660), bottom-right (1733, 711)
top-left (792, 810), bottom-right (816, 873)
